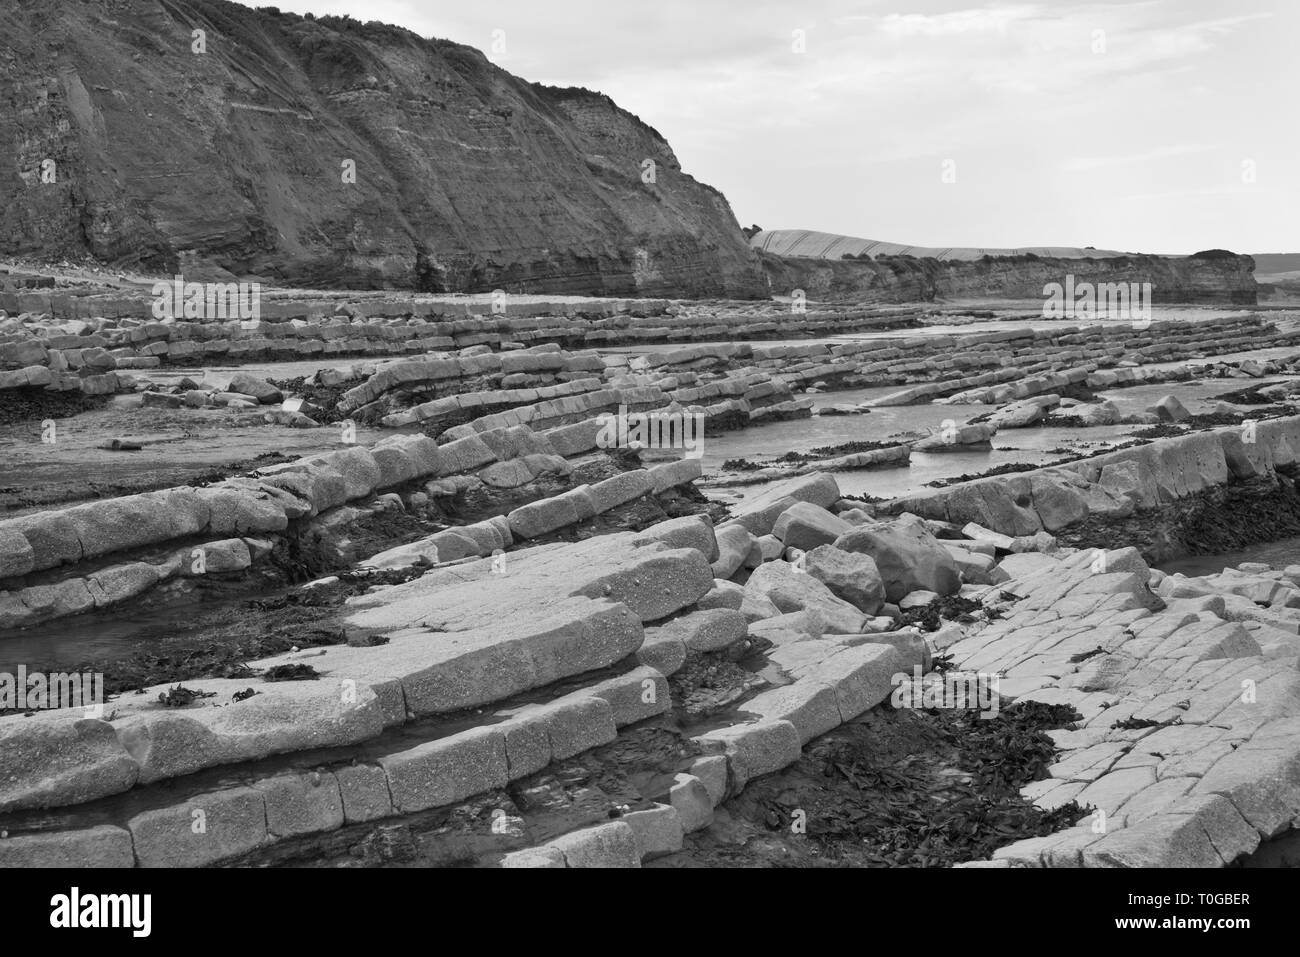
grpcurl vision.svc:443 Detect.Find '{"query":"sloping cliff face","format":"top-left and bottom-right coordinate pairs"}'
top-left (0, 0), bottom-right (764, 297)
top-left (758, 250), bottom-right (1258, 305)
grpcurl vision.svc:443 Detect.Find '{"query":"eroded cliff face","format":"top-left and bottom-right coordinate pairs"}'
top-left (0, 0), bottom-right (765, 297)
top-left (759, 251), bottom-right (1258, 305)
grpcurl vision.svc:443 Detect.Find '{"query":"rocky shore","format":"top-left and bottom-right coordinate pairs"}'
top-left (4, 0), bottom-right (1297, 893)
top-left (4, 282), bottom-right (1300, 869)
top-left (3, 462), bottom-right (1299, 868)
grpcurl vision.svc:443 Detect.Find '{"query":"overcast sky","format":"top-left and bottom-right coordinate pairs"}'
top-left (238, 0), bottom-right (1297, 254)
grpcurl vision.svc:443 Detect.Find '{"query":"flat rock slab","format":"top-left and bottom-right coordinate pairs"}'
top-left (1, 712), bottom-right (139, 814)
top-left (546, 821), bottom-right (641, 868)
top-left (948, 541), bottom-right (1300, 868)
top-left (0, 534), bottom-right (711, 814)
top-left (695, 719), bottom-right (802, 794)
top-left (345, 533), bottom-right (712, 632)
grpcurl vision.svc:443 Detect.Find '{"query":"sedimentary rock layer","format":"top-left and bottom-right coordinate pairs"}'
top-left (887, 417), bottom-right (1300, 539)
top-left (6, 474), bottom-right (1300, 868)
top-left (951, 548), bottom-right (1300, 868)
top-left (759, 249), bottom-right (1258, 305)
top-left (0, 421), bottom-right (705, 629)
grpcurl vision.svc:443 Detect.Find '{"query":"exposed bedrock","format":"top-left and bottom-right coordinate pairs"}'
top-left (887, 417), bottom-right (1300, 561)
top-left (759, 250), bottom-right (1258, 305)
top-left (6, 473), bottom-right (1300, 869)
top-left (0, 423), bottom-right (706, 630)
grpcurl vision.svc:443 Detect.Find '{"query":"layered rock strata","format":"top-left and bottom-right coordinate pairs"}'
top-left (0, 1), bottom-right (763, 296)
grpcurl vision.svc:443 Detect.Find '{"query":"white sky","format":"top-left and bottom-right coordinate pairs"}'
top-left (234, 0), bottom-right (1298, 254)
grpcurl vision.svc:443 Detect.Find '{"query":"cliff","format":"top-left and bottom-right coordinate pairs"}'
top-left (0, 0), bottom-right (765, 297)
top-left (751, 228), bottom-right (1134, 261)
top-left (758, 250), bottom-right (1258, 305)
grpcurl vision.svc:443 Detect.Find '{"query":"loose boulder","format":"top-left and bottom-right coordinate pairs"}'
top-left (833, 516), bottom-right (960, 603)
top-left (712, 524), bottom-right (756, 579)
top-left (1028, 473), bottom-right (1089, 531)
top-left (1149, 394), bottom-right (1191, 423)
top-left (771, 502), bottom-right (853, 553)
top-left (1075, 400), bottom-right (1122, 426)
top-left (226, 372), bottom-right (283, 405)
top-left (990, 395), bottom-right (1057, 429)
top-left (743, 560), bottom-right (867, 634)
top-left (912, 422), bottom-right (997, 452)
top-left (803, 545), bottom-right (886, 615)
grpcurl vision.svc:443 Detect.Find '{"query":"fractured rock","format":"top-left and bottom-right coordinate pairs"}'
top-left (833, 515), bottom-right (960, 603)
top-left (803, 544), bottom-right (886, 615)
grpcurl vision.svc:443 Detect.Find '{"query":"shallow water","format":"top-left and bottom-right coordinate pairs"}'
top-left (701, 410), bottom-right (1126, 499)
top-left (0, 608), bottom-right (176, 673)
top-left (146, 359), bottom-right (356, 391)
top-left (701, 376), bottom-right (1286, 499)
top-left (0, 586), bottom-right (292, 674)
top-left (1158, 536), bottom-right (1300, 578)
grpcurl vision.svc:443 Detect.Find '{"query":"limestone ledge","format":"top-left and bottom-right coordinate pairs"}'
top-left (886, 416), bottom-right (1300, 538)
top-left (0, 424), bottom-right (704, 628)
top-left (0, 531), bottom-right (716, 817)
